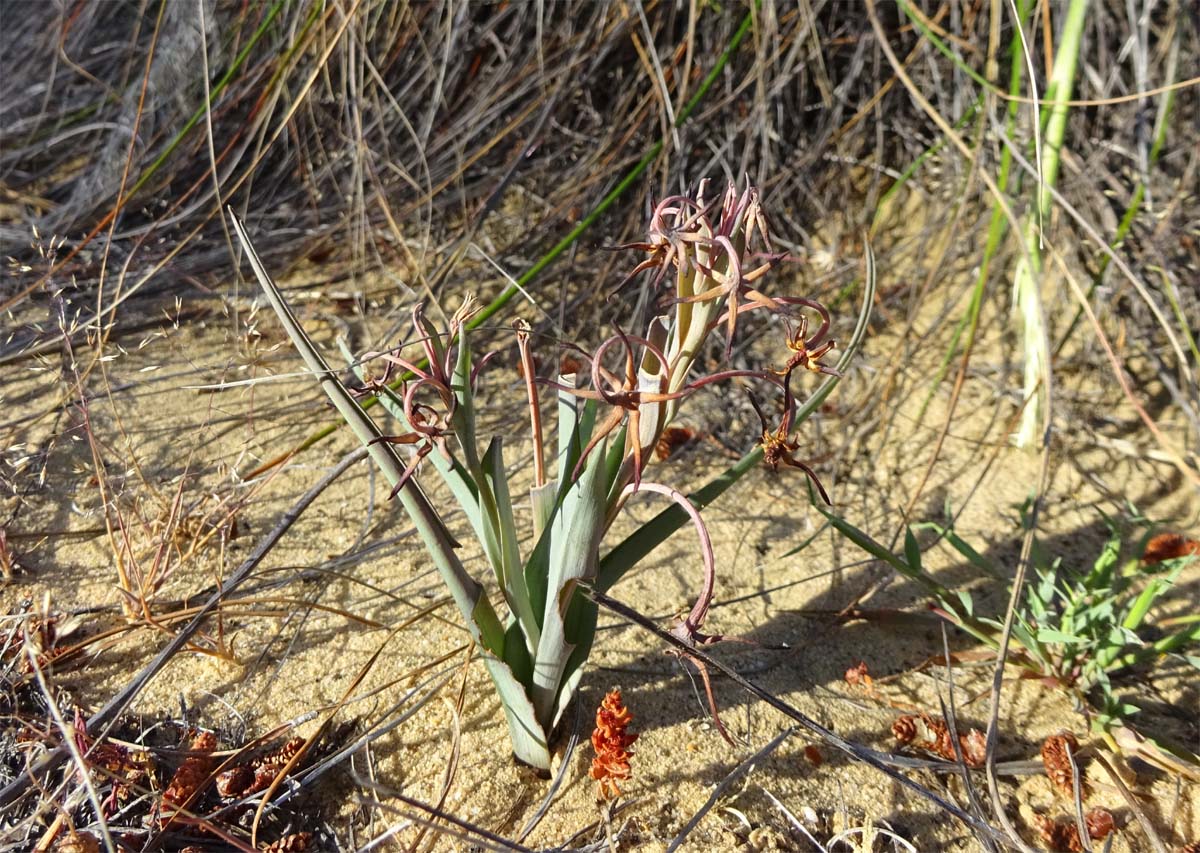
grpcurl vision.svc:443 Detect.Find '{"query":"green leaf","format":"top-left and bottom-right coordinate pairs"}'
top-left (483, 437), bottom-right (537, 651)
top-left (1036, 627), bottom-right (1082, 645)
top-left (913, 521), bottom-right (999, 577)
top-left (501, 618), bottom-right (534, 686)
top-left (531, 433), bottom-right (609, 727)
top-left (229, 211), bottom-right (505, 654)
top-left (480, 655), bottom-right (551, 770)
top-left (530, 480), bottom-right (559, 542)
top-left (904, 528), bottom-right (923, 575)
top-left (1084, 527), bottom-right (1122, 590)
top-left (955, 589), bottom-right (975, 618)
top-left (814, 502), bottom-right (949, 601)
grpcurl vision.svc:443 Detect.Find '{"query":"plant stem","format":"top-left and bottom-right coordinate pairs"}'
top-left (1012, 0), bottom-right (1088, 448)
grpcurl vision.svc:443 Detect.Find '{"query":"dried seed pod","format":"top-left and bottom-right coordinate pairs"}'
top-left (1041, 732), bottom-right (1087, 798)
top-left (589, 688), bottom-right (638, 799)
top-left (1034, 808), bottom-right (1114, 852)
top-left (959, 728), bottom-right (987, 768)
top-left (248, 762), bottom-right (284, 795)
top-left (254, 736), bottom-right (304, 768)
top-left (162, 730), bottom-right (218, 811)
top-left (1084, 808), bottom-right (1115, 840)
top-left (216, 764), bottom-right (255, 798)
top-left (260, 831), bottom-right (313, 851)
top-left (1035, 814), bottom-right (1082, 852)
top-left (1143, 532), bottom-right (1200, 564)
top-left (892, 714), bottom-right (985, 767)
top-left (892, 715), bottom-right (919, 744)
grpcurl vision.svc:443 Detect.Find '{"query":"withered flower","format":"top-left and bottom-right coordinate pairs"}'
top-left (655, 425), bottom-right (699, 460)
top-left (892, 713), bottom-right (986, 767)
top-left (844, 661), bottom-right (878, 699)
top-left (590, 689), bottom-right (638, 799)
top-left (1041, 732), bottom-right (1087, 798)
top-left (1143, 532), bottom-right (1200, 565)
top-left (1033, 808), bottom-right (1114, 852)
top-left (750, 389), bottom-right (831, 505)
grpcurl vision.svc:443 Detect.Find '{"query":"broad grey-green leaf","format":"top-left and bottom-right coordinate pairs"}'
top-left (531, 435), bottom-right (608, 727)
top-left (482, 654), bottom-right (551, 771)
top-left (229, 211), bottom-right (504, 653)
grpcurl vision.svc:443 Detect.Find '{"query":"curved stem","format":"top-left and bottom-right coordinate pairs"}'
top-left (620, 481), bottom-right (715, 635)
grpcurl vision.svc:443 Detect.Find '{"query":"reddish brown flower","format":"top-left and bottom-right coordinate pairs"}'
top-left (161, 730), bottom-right (217, 820)
top-left (1143, 532), bottom-right (1200, 565)
top-left (1034, 808), bottom-right (1114, 852)
top-left (892, 713), bottom-right (986, 767)
top-left (1041, 732), bottom-right (1087, 798)
top-left (590, 689), bottom-right (638, 799)
top-left (655, 426), bottom-right (699, 460)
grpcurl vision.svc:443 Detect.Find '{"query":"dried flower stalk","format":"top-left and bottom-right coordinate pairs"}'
top-left (590, 689), bottom-right (638, 799)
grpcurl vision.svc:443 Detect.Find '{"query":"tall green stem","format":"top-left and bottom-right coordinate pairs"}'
top-left (1012, 0), bottom-right (1088, 448)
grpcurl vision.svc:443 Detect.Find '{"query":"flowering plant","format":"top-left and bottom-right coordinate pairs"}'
top-left (230, 181), bottom-right (873, 770)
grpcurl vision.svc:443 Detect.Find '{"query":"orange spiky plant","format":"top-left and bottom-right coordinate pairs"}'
top-left (590, 689), bottom-right (638, 799)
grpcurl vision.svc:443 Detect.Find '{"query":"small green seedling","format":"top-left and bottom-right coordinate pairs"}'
top-left (820, 497), bottom-right (1199, 741)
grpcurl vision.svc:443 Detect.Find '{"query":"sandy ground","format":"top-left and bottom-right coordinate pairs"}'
top-left (2, 244), bottom-right (1198, 851)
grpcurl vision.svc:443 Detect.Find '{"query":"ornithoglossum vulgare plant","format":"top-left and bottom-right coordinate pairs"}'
top-left (230, 182), bottom-right (863, 771)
